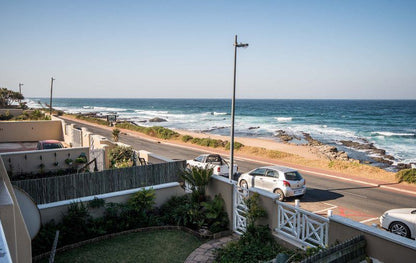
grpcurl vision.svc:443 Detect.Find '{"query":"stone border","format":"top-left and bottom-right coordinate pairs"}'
top-left (33, 225), bottom-right (231, 262)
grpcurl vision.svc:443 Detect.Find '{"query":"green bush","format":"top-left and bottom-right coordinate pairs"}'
top-left (225, 141), bottom-right (244, 150)
top-left (202, 194), bottom-right (229, 233)
top-left (182, 135), bottom-right (193, 142)
top-left (160, 193), bottom-right (229, 233)
top-left (115, 122), bottom-right (179, 140)
top-left (396, 169), bottom-right (416, 184)
top-left (75, 114), bottom-right (108, 125)
top-left (215, 225), bottom-right (284, 262)
top-left (109, 145), bottom-right (134, 168)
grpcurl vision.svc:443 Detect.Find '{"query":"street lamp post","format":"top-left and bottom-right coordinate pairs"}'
top-left (19, 83), bottom-right (23, 95)
top-left (229, 35), bottom-right (248, 182)
top-left (49, 77), bottom-right (55, 115)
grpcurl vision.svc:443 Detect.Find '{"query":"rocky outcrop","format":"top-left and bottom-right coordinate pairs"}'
top-left (340, 140), bottom-right (395, 165)
top-left (303, 132), bottom-right (323, 146)
top-left (275, 130), bottom-right (294, 142)
top-left (248, 126), bottom-right (260, 130)
top-left (316, 145), bottom-right (349, 161)
top-left (149, 117), bottom-right (167, 122)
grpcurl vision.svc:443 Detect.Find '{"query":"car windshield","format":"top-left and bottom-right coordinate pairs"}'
top-left (284, 171), bottom-right (302, 181)
top-left (43, 143), bottom-right (63, 149)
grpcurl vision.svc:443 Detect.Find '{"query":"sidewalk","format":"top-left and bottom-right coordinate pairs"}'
top-left (185, 234), bottom-right (239, 263)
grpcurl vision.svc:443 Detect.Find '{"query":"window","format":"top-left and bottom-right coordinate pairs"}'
top-left (207, 155), bottom-right (221, 164)
top-left (249, 168), bottom-right (266, 176)
top-left (195, 156), bottom-right (204, 162)
top-left (284, 171), bottom-right (303, 181)
top-left (266, 169), bottom-right (279, 178)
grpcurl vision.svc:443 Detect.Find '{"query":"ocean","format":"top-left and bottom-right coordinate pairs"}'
top-left (27, 98), bottom-right (416, 169)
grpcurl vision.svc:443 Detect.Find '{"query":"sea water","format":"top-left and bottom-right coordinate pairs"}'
top-left (27, 98), bottom-right (416, 166)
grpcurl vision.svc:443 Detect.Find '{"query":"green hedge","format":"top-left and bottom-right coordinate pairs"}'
top-left (75, 115), bottom-right (108, 126)
top-left (396, 169), bottom-right (416, 184)
top-left (115, 122), bottom-right (179, 139)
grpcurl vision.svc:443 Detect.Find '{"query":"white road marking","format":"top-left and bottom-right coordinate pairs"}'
top-left (313, 205), bottom-right (338, 214)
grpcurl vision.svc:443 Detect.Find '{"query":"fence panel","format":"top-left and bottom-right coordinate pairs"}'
top-left (12, 161), bottom-right (185, 204)
top-left (276, 200), bottom-right (329, 248)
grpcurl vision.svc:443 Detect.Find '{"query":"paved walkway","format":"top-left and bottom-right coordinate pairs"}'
top-left (185, 234), bottom-right (240, 263)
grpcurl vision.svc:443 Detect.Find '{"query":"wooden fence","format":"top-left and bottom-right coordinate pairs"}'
top-left (13, 161), bottom-right (185, 204)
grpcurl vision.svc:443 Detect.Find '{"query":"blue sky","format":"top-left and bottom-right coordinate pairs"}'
top-left (1, 0), bottom-right (415, 99)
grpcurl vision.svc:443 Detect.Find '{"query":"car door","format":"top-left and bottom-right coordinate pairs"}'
top-left (249, 168), bottom-right (267, 189)
top-left (263, 169), bottom-right (280, 192)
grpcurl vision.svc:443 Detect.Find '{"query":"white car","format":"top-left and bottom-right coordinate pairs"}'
top-left (380, 208), bottom-right (416, 239)
top-left (238, 166), bottom-right (306, 201)
top-left (186, 154), bottom-right (238, 177)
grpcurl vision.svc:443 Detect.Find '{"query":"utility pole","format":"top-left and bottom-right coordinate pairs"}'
top-left (229, 35), bottom-right (248, 182)
top-left (49, 77), bottom-right (55, 115)
top-left (18, 83), bottom-right (23, 103)
top-left (19, 83), bottom-right (23, 94)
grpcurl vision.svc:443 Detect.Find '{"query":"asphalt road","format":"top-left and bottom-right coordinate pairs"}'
top-left (65, 118), bottom-right (416, 224)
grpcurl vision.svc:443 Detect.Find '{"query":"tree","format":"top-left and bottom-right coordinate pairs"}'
top-left (112, 128), bottom-right (120, 142)
top-left (0, 88), bottom-right (24, 108)
top-left (180, 166), bottom-right (213, 202)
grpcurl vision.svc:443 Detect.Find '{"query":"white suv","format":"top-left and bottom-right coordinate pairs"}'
top-left (238, 166), bottom-right (306, 201)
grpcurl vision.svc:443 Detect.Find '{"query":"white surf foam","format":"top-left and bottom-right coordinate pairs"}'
top-left (275, 117), bottom-right (293, 122)
top-left (371, 131), bottom-right (415, 137)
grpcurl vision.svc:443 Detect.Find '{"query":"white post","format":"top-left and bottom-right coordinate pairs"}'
top-left (327, 209), bottom-right (333, 217)
top-left (295, 199), bottom-right (300, 207)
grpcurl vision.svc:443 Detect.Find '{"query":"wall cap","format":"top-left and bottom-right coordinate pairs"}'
top-left (330, 215), bottom-right (416, 250)
top-left (211, 174), bottom-right (235, 184)
top-left (38, 182), bottom-right (180, 210)
top-left (250, 187), bottom-right (279, 200)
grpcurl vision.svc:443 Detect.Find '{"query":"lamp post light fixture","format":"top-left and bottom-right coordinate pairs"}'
top-left (229, 35), bottom-right (248, 182)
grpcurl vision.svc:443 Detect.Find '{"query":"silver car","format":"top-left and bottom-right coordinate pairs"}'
top-left (238, 166), bottom-right (306, 201)
top-left (380, 208), bottom-right (416, 239)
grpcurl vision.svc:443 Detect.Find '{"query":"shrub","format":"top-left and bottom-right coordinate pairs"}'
top-left (396, 169), bottom-right (416, 184)
top-left (202, 194), bottom-right (229, 233)
top-left (225, 141), bottom-right (244, 150)
top-left (112, 128), bottom-right (121, 142)
top-left (180, 167), bottom-right (213, 202)
top-left (182, 135), bottom-right (193, 142)
top-left (160, 195), bottom-right (202, 229)
top-left (215, 225), bottom-right (284, 262)
top-left (109, 145), bottom-right (134, 168)
top-left (75, 114), bottom-right (108, 126)
top-left (115, 122), bottom-right (179, 140)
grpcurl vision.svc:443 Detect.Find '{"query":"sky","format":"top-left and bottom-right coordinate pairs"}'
top-left (1, 0), bottom-right (416, 99)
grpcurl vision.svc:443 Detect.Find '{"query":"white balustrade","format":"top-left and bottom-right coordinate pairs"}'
top-left (276, 200), bottom-right (329, 248)
top-left (233, 184), bottom-right (249, 235)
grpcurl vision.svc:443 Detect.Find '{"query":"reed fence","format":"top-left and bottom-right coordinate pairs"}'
top-left (13, 161), bottom-right (185, 204)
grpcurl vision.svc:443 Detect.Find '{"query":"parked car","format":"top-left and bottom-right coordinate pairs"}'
top-left (380, 208), bottom-right (416, 239)
top-left (37, 140), bottom-right (64, 150)
top-left (238, 166), bottom-right (306, 201)
top-left (186, 154), bottom-right (238, 177)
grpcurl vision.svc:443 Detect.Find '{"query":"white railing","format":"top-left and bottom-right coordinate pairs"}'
top-left (233, 184), bottom-right (249, 235)
top-left (276, 200), bottom-right (329, 248)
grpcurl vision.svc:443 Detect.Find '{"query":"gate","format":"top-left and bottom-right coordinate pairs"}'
top-left (276, 200), bottom-right (329, 248)
top-left (233, 184), bottom-right (249, 235)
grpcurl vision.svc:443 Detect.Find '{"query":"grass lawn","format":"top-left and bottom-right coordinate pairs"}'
top-left (47, 230), bottom-right (204, 263)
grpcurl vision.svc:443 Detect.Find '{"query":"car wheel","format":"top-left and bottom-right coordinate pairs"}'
top-left (274, 189), bottom-right (285, 201)
top-left (389, 221), bottom-right (411, 238)
top-left (239, 179), bottom-right (248, 189)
